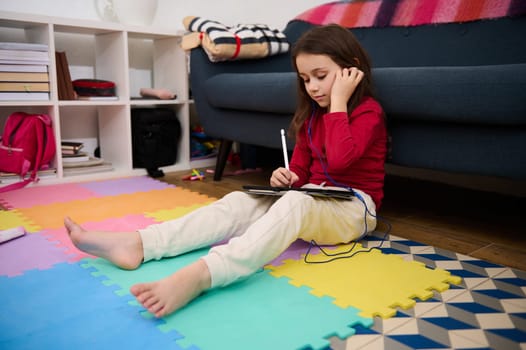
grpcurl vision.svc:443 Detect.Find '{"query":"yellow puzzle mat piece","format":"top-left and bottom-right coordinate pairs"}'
top-left (16, 187), bottom-right (212, 230)
top-left (0, 210), bottom-right (39, 233)
top-left (265, 244), bottom-right (462, 319)
top-left (146, 201), bottom-right (216, 222)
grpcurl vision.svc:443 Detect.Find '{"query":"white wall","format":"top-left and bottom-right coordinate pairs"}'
top-left (0, 0), bottom-right (328, 30)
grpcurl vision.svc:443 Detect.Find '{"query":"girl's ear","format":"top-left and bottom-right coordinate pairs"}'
top-left (353, 57), bottom-right (360, 67)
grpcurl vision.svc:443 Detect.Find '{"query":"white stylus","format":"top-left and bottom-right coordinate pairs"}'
top-left (281, 129), bottom-right (289, 170)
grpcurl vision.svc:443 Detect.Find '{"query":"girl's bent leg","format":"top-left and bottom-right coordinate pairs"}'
top-left (203, 189), bottom-right (377, 288)
top-left (204, 190), bottom-right (317, 288)
top-left (64, 216), bottom-right (143, 270)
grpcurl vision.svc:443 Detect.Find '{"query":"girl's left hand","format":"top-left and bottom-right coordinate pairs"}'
top-left (330, 67), bottom-right (364, 112)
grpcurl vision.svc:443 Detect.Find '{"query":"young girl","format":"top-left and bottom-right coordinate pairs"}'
top-left (64, 24), bottom-right (387, 318)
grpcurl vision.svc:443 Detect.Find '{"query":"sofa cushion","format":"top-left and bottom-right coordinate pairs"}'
top-left (374, 64), bottom-right (526, 125)
top-left (205, 72), bottom-right (297, 114)
top-left (205, 64), bottom-right (526, 125)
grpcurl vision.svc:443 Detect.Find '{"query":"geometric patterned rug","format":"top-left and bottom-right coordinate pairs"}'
top-left (342, 234), bottom-right (526, 350)
top-left (0, 176), bottom-right (524, 349)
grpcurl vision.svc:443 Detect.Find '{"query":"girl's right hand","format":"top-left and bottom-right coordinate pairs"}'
top-left (270, 167), bottom-right (298, 187)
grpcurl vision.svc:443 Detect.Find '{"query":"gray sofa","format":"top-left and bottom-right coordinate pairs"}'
top-left (189, 16), bottom-right (526, 181)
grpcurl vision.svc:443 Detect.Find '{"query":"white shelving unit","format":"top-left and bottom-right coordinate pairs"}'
top-left (0, 11), bottom-right (215, 185)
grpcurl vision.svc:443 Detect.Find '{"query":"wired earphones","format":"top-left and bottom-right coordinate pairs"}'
top-left (304, 106), bottom-right (390, 263)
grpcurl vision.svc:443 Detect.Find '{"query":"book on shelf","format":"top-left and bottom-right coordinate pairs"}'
top-left (0, 59), bottom-right (49, 65)
top-left (0, 64), bottom-right (48, 73)
top-left (61, 141), bottom-right (83, 148)
top-left (61, 152), bottom-right (90, 163)
top-left (63, 161), bottom-right (113, 175)
top-left (0, 81), bottom-right (50, 92)
top-left (55, 51), bottom-right (76, 100)
top-left (0, 91), bottom-right (49, 101)
top-left (76, 96), bottom-right (119, 101)
top-left (62, 156), bottom-right (105, 168)
top-left (0, 49), bottom-right (49, 63)
top-left (0, 71), bottom-right (49, 82)
top-left (0, 42), bottom-right (48, 51)
top-left (61, 141), bottom-right (84, 155)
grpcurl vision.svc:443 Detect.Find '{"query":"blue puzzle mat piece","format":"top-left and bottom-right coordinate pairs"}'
top-left (0, 262), bottom-right (186, 350)
top-left (84, 249), bottom-right (373, 350)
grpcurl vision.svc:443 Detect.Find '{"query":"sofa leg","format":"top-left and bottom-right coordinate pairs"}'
top-left (214, 139), bottom-right (233, 181)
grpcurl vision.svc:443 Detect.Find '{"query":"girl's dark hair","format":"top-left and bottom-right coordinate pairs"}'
top-left (289, 24), bottom-right (374, 137)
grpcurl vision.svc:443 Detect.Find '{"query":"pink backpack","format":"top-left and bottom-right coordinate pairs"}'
top-left (0, 112), bottom-right (56, 192)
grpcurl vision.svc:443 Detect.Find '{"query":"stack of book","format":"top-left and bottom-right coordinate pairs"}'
top-left (61, 141), bottom-right (113, 175)
top-left (61, 141), bottom-right (84, 156)
top-left (61, 141), bottom-right (88, 163)
top-left (0, 42), bottom-right (50, 101)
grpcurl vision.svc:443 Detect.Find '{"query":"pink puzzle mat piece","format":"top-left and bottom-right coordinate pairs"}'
top-left (18, 187), bottom-right (212, 229)
top-left (42, 214), bottom-right (158, 262)
top-left (0, 183), bottom-right (98, 209)
top-left (0, 231), bottom-right (75, 277)
top-left (77, 176), bottom-right (173, 196)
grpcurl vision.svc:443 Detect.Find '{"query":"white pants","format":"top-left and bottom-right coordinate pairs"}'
top-left (138, 189), bottom-right (376, 288)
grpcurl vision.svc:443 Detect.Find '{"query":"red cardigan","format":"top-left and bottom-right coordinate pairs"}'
top-left (289, 97), bottom-right (387, 208)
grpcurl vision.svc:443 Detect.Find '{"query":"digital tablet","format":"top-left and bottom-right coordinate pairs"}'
top-left (242, 184), bottom-right (355, 200)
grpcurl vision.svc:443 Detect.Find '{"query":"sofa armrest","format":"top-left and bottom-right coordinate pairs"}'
top-left (190, 47), bottom-right (293, 82)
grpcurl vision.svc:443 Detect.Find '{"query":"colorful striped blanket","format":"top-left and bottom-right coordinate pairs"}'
top-left (295, 0), bottom-right (526, 28)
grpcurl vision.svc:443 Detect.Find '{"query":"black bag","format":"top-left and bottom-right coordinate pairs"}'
top-left (131, 108), bottom-right (181, 178)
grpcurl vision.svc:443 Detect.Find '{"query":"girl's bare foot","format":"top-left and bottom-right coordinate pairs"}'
top-left (64, 216), bottom-right (143, 270)
top-left (130, 259), bottom-right (211, 318)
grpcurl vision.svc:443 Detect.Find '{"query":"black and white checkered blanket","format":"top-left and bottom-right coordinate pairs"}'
top-left (182, 16), bottom-right (289, 62)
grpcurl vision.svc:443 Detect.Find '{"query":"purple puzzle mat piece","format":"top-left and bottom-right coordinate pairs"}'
top-left (77, 176), bottom-right (173, 196)
top-left (267, 239), bottom-right (321, 266)
top-left (42, 214), bottom-right (158, 262)
top-left (0, 183), bottom-right (98, 209)
top-left (0, 232), bottom-right (74, 277)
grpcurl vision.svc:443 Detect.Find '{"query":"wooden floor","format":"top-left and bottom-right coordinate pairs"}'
top-left (161, 166), bottom-right (526, 272)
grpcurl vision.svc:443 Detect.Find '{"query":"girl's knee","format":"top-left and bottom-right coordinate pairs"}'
top-left (223, 191), bottom-right (247, 201)
top-left (282, 190), bottom-right (313, 202)
top-left (278, 190), bottom-right (315, 211)
top-left (219, 191), bottom-right (274, 216)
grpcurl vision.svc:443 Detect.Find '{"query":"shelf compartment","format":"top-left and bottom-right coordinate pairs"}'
top-left (54, 30), bottom-right (128, 100)
top-left (128, 34), bottom-right (186, 102)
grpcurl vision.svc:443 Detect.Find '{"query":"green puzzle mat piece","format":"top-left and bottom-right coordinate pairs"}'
top-left (266, 243), bottom-right (462, 318)
top-left (82, 249), bottom-right (373, 350)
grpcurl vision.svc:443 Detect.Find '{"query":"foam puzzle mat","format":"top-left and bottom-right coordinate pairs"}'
top-left (1, 176), bottom-right (524, 349)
